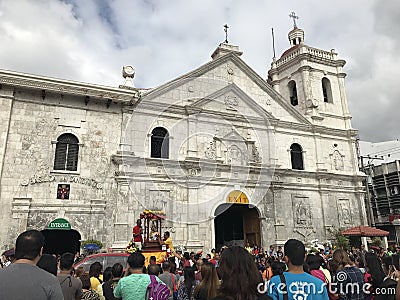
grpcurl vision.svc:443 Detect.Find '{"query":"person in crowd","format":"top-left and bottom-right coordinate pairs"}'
top-left (330, 248), bottom-right (366, 300)
top-left (103, 263), bottom-right (124, 300)
top-left (37, 253), bottom-right (58, 276)
top-left (149, 255), bottom-right (157, 265)
top-left (245, 242), bottom-right (252, 253)
top-left (89, 261), bottom-right (103, 291)
top-left (96, 266), bottom-right (112, 300)
top-left (148, 263), bottom-right (161, 276)
top-left (262, 257), bottom-right (273, 281)
top-left (209, 252), bottom-right (220, 268)
top-left (375, 256), bottom-right (397, 300)
top-left (159, 261), bottom-right (179, 300)
top-left (58, 252), bottom-right (83, 300)
top-left (193, 261), bottom-right (219, 300)
top-left (210, 246), bottom-right (268, 300)
top-left (177, 266), bottom-right (199, 300)
top-left (275, 246), bottom-right (284, 262)
top-left (306, 254), bottom-right (326, 282)
top-left (183, 252), bottom-right (192, 268)
top-left (132, 219), bottom-right (143, 250)
top-left (81, 273), bottom-right (101, 300)
top-left (205, 254), bottom-right (212, 260)
top-left (268, 245), bottom-right (276, 258)
top-left (270, 261), bottom-right (286, 277)
top-left (0, 230), bottom-right (63, 300)
top-left (195, 258), bottom-right (204, 281)
top-left (210, 249), bottom-right (216, 259)
top-left (168, 256), bottom-right (180, 278)
top-left (113, 252), bottom-right (165, 300)
top-left (364, 252), bottom-right (385, 299)
top-left (75, 266), bottom-right (85, 278)
top-left (268, 239), bottom-right (329, 300)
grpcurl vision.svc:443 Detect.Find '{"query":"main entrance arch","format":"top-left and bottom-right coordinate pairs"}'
top-left (214, 192), bottom-right (261, 250)
top-left (41, 218), bottom-right (81, 255)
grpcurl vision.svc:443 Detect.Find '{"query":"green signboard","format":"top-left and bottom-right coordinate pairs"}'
top-left (48, 218), bottom-right (71, 230)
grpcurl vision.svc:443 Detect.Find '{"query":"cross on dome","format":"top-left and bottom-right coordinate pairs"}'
top-left (289, 11), bottom-right (299, 27)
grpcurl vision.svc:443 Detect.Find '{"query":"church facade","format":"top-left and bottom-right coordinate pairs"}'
top-left (0, 25), bottom-right (366, 253)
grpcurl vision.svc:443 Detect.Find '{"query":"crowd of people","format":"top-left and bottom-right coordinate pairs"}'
top-left (2, 229), bottom-right (400, 299)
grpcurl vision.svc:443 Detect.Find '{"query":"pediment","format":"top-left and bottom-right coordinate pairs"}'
top-left (188, 83), bottom-right (277, 122)
top-left (140, 52), bottom-right (311, 125)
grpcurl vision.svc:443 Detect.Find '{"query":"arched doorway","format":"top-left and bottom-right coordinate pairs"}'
top-left (41, 218), bottom-right (81, 255)
top-left (214, 203), bottom-right (261, 251)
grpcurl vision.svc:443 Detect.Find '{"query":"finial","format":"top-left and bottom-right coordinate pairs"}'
top-left (121, 65), bottom-right (135, 88)
top-left (289, 12), bottom-right (299, 27)
top-left (224, 24), bottom-right (229, 43)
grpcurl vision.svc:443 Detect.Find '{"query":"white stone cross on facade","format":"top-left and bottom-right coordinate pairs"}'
top-left (289, 12), bottom-right (299, 27)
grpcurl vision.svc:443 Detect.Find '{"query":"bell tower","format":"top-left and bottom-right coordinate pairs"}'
top-left (268, 13), bottom-right (352, 130)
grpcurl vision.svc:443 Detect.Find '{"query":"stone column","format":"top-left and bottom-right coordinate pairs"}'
top-left (185, 108), bottom-right (200, 158)
top-left (383, 236), bottom-right (388, 251)
top-left (185, 187), bottom-right (203, 251)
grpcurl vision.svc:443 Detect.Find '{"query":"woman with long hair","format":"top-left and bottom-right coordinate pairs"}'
top-left (177, 266), bottom-right (199, 300)
top-left (211, 246), bottom-right (270, 300)
top-left (194, 261), bottom-right (219, 300)
top-left (89, 261), bottom-right (103, 291)
top-left (331, 249), bottom-right (365, 300)
top-left (364, 252), bottom-right (385, 299)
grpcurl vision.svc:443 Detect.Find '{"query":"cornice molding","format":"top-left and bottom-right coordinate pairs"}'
top-left (0, 69), bottom-right (140, 104)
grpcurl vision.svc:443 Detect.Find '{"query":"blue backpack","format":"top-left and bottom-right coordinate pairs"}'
top-left (146, 275), bottom-right (170, 300)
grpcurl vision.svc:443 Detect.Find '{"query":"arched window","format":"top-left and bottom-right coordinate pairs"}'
top-left (288, 80), bottom-right (298, 106)
top-left (290, 143), bottom-right (304, 170)
top-left (54, 133), bottom-right (79, 171)
top-left (322, 78), bottom-right (333, 103)
top-left (151, 127), bottom-right (169, 159)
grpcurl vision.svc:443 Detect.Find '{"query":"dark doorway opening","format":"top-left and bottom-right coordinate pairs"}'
top-left (41, 229), bottom-right (81, 255)
top-left (214, 204), bottom-right (261, 251)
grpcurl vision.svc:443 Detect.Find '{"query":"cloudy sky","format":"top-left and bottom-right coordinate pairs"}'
top-left (0, 0), bottom-right (398, 142)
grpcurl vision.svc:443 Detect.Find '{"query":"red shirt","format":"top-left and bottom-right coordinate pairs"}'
top-left (132, 225), bottom-right (142, 242)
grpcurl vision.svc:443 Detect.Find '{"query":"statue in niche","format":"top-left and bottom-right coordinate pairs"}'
top-left (205, 140), bottom-right (217, 159)
top-left (332, 150), bottom-right (344, 171)
top-left (251, 144), bottom-right (261, 163)
top-left (227, 144), bottom-right (243, 165)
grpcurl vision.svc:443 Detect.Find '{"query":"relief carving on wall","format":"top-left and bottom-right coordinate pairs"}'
top-left (227, 144), bottom-right (245, 165)
top-left (337, 199), bottom-right (352, 226)
top-left (331, 150), bottom-right (344, 171)
top-left (224, 95), bottom-right (238, 110)
top-left (292, 196), bottom-right (315, 239)
top-left (251, 144), bottom-right (261, 163)
top-left (148, 190), bottom-right (170, 211)
top-left (205, 140), bottom-right (217, 159)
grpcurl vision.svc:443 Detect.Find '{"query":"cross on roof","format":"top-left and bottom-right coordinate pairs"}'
top-left (224, 24), bottom-right (229, 43)
top-left (289, 12), bottom-right (299, 27)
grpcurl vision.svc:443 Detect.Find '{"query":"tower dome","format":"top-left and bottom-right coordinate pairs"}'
top-left (288, 26), bottom-right (305, 47)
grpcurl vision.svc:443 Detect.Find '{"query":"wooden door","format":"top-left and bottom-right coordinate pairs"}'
top-left (243, 208), bottom-right (261, 247)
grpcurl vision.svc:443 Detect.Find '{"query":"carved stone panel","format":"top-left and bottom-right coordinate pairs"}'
top-left (331, 150), bottom-right (344, 171)
top-left (337, 199), bottom-right (352, 226)
top-left (291, 195), bottom-right (316, 240)
top-left (148, 190), bottom-right (170, 211)
top-left (292, 196), bottom-right (313, 228)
